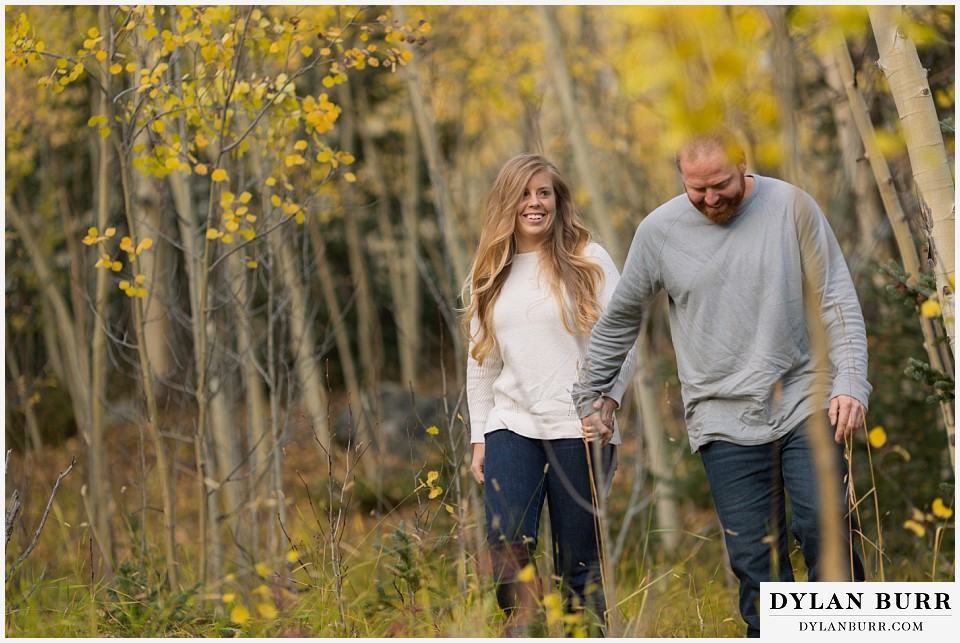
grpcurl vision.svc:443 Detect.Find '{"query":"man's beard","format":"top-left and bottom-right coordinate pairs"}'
top-left (693, 175), bottom-right (746, 224)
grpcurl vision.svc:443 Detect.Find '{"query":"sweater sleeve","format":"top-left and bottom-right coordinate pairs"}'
top-left (574, 226), bottom-right (660, 418)
top-left (465, 316), bottom-right (503, 443)
top-left (794, 191), bottom-right (872, 409)
top-left (589, 244), bottom-right (639, 406)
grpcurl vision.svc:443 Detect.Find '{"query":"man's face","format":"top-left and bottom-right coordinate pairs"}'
top-left (679, 149), bottom-right (747, 224)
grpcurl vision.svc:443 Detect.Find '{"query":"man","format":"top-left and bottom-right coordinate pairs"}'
top-left (573, 129), bottom-right (869, 637)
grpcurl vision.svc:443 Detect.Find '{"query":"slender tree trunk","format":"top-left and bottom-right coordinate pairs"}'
top-left (394, 5), bottom-right (469, 296)
top-left (833, 36), bottom-right (955, 467)
top-left (271, 227), bottom-right (331, 447)
top-left (762, 6), bottom-right (803, 186)
top-left (869, 6), bottom-right (956, 351)
top-left (353, 81), bottom-right (420, 390)
top-left (537, 5), bottom-right (620, 261)
top-left (87, 5), bottom-right (115, 576)
top-left (5, 328), bottom-right (43, 454)
top-left (116, 149), bottom-right (179, 590)
top-left (821, 45), bottom-right (890, 272)
top-left (400, 113), bottom-right (423, 385)
top-left (227, 250), bottom-right (269, 559)
top-left (635, 338), bottom-right (680, 553)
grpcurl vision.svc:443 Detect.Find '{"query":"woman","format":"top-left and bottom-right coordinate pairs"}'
top-left (463, 154), bottom-right (637, 636)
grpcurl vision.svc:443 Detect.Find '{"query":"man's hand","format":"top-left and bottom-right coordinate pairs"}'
top-left (829, 394), bottom-right (865, 444)
top-left (470, 443), bottom-right (485, 484)
top-left (581, 396), bottom-right (618, 445)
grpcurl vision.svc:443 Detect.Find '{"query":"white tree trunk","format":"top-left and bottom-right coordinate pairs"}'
top-left (870, 6), bottom-right (956, 351)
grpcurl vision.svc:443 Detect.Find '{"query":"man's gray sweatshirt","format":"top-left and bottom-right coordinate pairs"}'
top-left (573, 175), bottom-right (871, 452)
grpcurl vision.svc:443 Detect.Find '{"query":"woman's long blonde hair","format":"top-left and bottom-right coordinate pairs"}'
top-left (462, 154), bottom-right (604, 364)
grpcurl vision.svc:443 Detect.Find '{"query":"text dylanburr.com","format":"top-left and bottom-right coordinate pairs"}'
top-left (760, 582), bottom-right (956, 639)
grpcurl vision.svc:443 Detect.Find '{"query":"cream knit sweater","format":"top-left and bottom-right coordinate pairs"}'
top-left (467, 242), bottom-right (637, 444)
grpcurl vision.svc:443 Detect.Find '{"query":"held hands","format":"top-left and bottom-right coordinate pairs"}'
top-left (829, 394), bottom-right (865, 444)
top-left (581, 396), bottom-right (619, 446)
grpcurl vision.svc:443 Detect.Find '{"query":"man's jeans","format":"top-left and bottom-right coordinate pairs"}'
top-left (484, 429), bottom-right (616, 625)
top-left (699, 416), bottom-right (865, 638)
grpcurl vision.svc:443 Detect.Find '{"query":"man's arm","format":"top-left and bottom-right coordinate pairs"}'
top-left (573, 225), bottom-right (657, 421)
top-left (795, 190), bottom-right (872, 439)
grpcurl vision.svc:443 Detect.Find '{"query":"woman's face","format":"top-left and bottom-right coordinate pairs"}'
top-left (514, 170), bottom-right (556, 252)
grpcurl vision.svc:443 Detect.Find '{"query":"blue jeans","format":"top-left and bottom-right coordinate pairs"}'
top-left (483, 429), bottom-right (616, 626)
top-left (699, 416), bottom-right (865, 638)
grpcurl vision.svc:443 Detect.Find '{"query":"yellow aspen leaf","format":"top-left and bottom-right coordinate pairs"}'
top-left (111, 261), bottom-right (123, 272)
top-left (921, 299), bottom-right (941, 318)
top-left (425, 425), bottom-right (439, 435)
top-left (221, 234), bottom-right (234, 243)
top-left (516, 564), bottom-right (536, 583)
top-left (265, 177), bottom-right (277, 186)
top-left (286, 549), bottom-right (299, 563)
top-left (225, 221), bottom-right (239, 232)
top-left (98, 127), bottom-right (111, 139)
top-left (301, 46), bottom-right (314, 57)
top-left (428, 487), bottom-right (442, 499)
top-left (270, 195), bottom-right (282, 207)
top-left (284, 154), bottom-right (305, 167)
top-left (211, 168), bottom-right (228, 182)
top-left (109, 63), bottom-right (122, 74)
top-left (165, 157), bottom-right (180, 170)
top-left (151, 120), bottom-right (165, 134)
top-left (135, 287), bottom-right (147, 298)
top-left (119, 237), bottom-right (133, 253)
top-left (254, 562), bottom-right (271, 577)
top-left (105, 227), bottom-right (116, 237)
top-left (867, 426), bottom-right (887, 448)
top-left (239, 191), bottom-right (252, 203)
top-left (293, 139), bottom-right (308, 151)
top-left (932, 498), bottom-right (953, 520)
top-left (206, 228), bottom-right (220, 240)
top-left (240, 229), bottom-right (256, 241)
top-left (194, 164), bottom-right (208, 175)
top-left (426, 471), bottom-right (439, 484)
top-left (119, 280), bottom-right (130, 290)
top-left (344, 172), bottom-right (357, 183)
top-left (257, 602), bottom-right (278, 619)
top-left (221, 593), bottom-right (235, 603)
top-left (87, 27), bottom-right (100, 39)
top-left (83, 39), bottom-right (97, 50)
top-left (125, 62), bottom-right (136, 73)
top-left (294, 212), bottom-right (305, 225)
top-left (95, 49), bottom-right (107, 61)
top-left (401, 51), bottom-right (413, 62)
top-left (229, 605), bottom-right (250, 625)
top-left (903, 519), bottom-right (926, 538)
top-left (220, 191), bottom-right (235, 206)
top-left (134, 274), bottom-right (145, 285)
top-left (247, 260), bottom-right (258, 269)
top-left (282, 202), bottom-right (299, 215)
top-left (143, 25), bottom-right (158, 40)
top-left (444, 504), bottom-right (454, 514)
top-left (245, 215), bottom-right (257, 223)
top-left (253, 584), bottom-right (272, 599)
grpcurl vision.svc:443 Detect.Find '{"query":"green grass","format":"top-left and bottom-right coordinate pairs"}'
top-left (4, 429), bottom-right (954, 638)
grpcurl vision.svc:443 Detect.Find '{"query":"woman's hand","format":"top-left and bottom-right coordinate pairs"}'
top-left (470, 443), bottom-right (485, 484)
